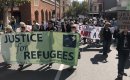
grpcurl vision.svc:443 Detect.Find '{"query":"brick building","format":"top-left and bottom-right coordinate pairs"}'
top-left (22, 0), bottom-right (61, 24)
top-left (10, 0), bottom-right (62, 25)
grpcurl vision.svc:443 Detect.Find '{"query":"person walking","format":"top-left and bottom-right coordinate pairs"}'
top-left (66, 21), bottom-right (72, 33)
top-left (46, 20), bottom-right (55, 31)
top-left (39, 21), bottom-right (45, 31)
top-left (61, 22), bottom-right (66, 32)
top-left (67, 24), bottom-right (80, 71)
top-left (99, 22), bottom-right (112, 62)
top-left (17, 22), bottom-right (31, 71)
top-left (46, 20), bottom-right (55, 68)
top-left (116, 27), bottom-right (130, 80)
top-left (3, 25), bottom-right (14, 68)
top-left (10, 16), bottom-right (16, 30)
top-left (32, 20), bottom-right (40, 31)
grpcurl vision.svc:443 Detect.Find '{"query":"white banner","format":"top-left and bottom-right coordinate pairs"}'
top-left (77, 25), bottom-right (102, 40)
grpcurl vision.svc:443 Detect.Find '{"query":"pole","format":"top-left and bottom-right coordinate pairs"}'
top-left (88, 0), bottom-right (90, 17)
top-left (55, 0), bottom-right (57, 21)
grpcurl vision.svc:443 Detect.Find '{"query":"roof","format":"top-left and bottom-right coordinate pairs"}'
top-left (105, 6), bottom-right (127, 13)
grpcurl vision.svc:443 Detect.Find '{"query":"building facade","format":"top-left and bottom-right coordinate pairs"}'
top-left (7, 0), bottom-right (70, 25)
top-left (19, 0), bottom-right (61, 24)
top-left (88, 0), bottom-right (103, 16)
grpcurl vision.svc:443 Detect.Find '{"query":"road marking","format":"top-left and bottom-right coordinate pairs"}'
top-left (54, 64), bottom-right (64, 80)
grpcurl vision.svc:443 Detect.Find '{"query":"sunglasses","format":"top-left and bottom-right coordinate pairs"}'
top-left (21, 26), bottom-right (25, 28)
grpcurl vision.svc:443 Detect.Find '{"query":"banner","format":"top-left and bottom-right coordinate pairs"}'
top-left (1, 32), bottom-right (80, 66)
top-left (118, 10), bottom-right (130, 30)
top-left (90, 27), bottom-right (102, 40)
top-left (77, 25), bottom-right (102, 39)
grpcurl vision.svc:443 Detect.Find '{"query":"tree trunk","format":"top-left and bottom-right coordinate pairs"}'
top-left (3, 7), bottom-right (9, 27)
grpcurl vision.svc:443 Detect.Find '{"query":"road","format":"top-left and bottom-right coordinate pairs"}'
top-left (0, 43), bottom-right (130, 80)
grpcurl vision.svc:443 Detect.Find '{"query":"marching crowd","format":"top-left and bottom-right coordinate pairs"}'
top-left (0, 16), bottom-right (130, 80)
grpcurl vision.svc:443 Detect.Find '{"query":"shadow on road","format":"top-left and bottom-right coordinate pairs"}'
top-left (59, 67), bottom-right (76, 80)
top-left (0, 62), bottom-right (6, 67)
top-left (0, 66), bottom-right (57, 80)
top-left (90, 54), bottom-right (108, 64)
top-left (35, 64), bottom-right (48, 71)
top-left (0, 63), bottom-right (75, 80)
top-left (80, 45), bottom-right (102, 52)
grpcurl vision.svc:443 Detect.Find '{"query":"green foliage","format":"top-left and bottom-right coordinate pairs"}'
top-left (127, 1), bottom-right (130, 10)
top-left (0, 0), bottom-right (30, 8)
top-left (66, 1), bottom-right (88, 17)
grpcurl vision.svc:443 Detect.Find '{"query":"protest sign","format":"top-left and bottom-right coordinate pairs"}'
top-left (118, 10), bottom-right (130, 30)
top-left (77, 25), bottom-right (93, 38)
top-left (1, 32), bottom-right (80, 66)
top-left (77, 25), bottom-right (102, 40)
top-left (90, 27), bottom-right (102, 40)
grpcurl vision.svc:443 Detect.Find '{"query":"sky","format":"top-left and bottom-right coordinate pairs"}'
top-left (77, 0), bottom-right (84, 2)
top-left (72, 0), bottom-right (84, 2)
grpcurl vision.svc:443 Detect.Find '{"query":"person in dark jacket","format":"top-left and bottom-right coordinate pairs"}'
top-left (99, 22), bottom-right (112, 62)
top-left (46, 21), bottom-right (55, 31)
top-left (32, 20), bottom-right (40, 31)
top-left (116, 27), bottom-right (130, 80)
top-left (113, 28), bottom-right (119, 43)
top-left (61, 22), bottom-right (66, 32)
top-left (66, 21), bottom-right (73, 33)
top-left (39, 21), bottom-right (45, 31)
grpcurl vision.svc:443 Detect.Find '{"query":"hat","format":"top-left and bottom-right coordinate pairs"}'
top-left (105, 22), bottom-right (111, 25)
top-left (20, 22), bottom-right (26, 28)
top-left (105, 22), bottom-right (111, 26)
top-left (5, 25), bottom-right (13, 30)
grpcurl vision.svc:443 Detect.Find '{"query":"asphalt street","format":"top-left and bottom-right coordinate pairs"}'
top-left (0, 42), bottom-right (130, 80)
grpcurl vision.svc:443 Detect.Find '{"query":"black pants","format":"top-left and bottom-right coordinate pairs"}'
top-left (118, 50), bottom-right (129, 74)
top-left (83, 38), bottom-right (86, 44)
top-left (103, 40), bottom-right (111, 55)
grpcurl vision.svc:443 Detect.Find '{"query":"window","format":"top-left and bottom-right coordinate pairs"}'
top-left (49, 11), bottom-right (51, 20)
top-left (34, 0), bottom-right (39, 6)
top-left (35, 10), bottom-right (39, 22)
top-left (41, 10), bottom-right (44, 22)
top-left (94, 6), bottom-right (97, 11)
top-left (99, 4), bottom-right (102, 12)
top-left (45, 10), bottom-right (48, 22)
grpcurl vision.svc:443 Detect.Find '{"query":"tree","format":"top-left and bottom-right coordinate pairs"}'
top-left (0, 0), bottom-right (30, 26)
top-left (127, 0), bottom-right (130, 10)
top-left (65, 1), bottom-right (88, 18)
